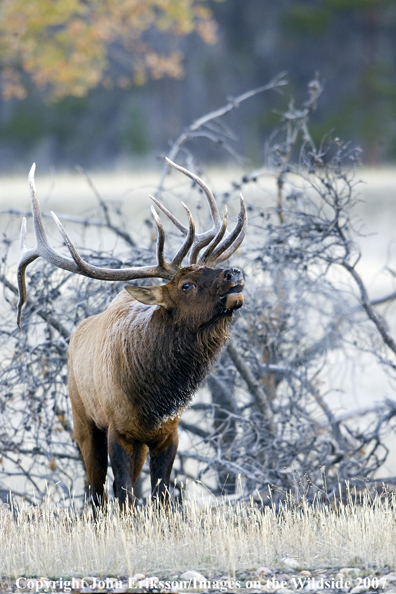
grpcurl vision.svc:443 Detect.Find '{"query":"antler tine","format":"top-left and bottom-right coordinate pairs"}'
top-left (150, 205), bottom-right (166, 269)
top-left (20, 216), bottom-right (28, 252)
top-left (165, 158), bottom-right (222, 228)
top-left (17, 164), bottom-right (82, 326)
top-left (150, 195), bottom-right (188, 235)
top-left (148, 199), bottom-right (196, 269)
top-left (198, 207), bottom-right (228, 264)
top-left (51, 211), bottom-right (174, 281)
top-left (206, 195), bottom-right (247, 265)
top-left (27, 164), bottom-right (78, 271)
top-left (171, 203), bottom-right (195, 268)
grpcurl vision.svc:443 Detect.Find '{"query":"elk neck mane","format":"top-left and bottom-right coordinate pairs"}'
top-left (102, 291), bottom-right (232, 429)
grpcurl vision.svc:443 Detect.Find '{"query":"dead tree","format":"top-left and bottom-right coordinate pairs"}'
top-left (1, 75), bottom-right (396, 505)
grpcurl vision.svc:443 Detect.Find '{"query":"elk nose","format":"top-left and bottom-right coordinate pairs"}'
top-left (223, 268), bottom-right (244, 285)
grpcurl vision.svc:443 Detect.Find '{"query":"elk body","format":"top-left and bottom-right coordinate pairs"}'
top-left (17, 160), bottom-right (246, 505)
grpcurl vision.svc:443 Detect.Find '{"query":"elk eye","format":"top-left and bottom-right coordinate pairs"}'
top-left (182, 282), bottom-right (195, 292)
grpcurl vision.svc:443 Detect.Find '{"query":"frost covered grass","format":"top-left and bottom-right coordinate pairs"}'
top-left (1, 486), bottom-right (396, 579)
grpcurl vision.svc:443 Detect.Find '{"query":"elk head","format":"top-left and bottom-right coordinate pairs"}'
top-left (16, 159), bottom-right (247, 327)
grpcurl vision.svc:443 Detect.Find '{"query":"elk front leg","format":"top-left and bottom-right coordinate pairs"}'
top-left (108, 429), bottom-right (148, 507)
top-left (149, 429), bottom-right (179, 503)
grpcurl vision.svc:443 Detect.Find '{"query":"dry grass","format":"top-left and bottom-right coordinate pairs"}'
top-left (1, 486), bottom-right (396, 579)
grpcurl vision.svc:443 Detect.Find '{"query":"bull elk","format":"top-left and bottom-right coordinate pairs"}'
top-left (17, 159), bottom-right (247, 506)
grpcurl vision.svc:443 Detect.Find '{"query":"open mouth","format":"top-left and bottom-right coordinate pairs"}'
top-left (221, 284), bottom-right (244, 313)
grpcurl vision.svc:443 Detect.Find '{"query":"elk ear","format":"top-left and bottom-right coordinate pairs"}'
top-left (124, 285), bottom-right (170, 309)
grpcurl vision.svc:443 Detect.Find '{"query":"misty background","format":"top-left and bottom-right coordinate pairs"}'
top-left (0, 0), bottom-right (395, 173)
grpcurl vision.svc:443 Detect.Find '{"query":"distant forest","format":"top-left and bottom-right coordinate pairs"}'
top-left (0, 0), bottom-right (395, 171)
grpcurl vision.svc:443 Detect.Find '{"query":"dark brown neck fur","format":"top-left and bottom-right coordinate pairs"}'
top-left (118, 307), bottom-right (231, 429)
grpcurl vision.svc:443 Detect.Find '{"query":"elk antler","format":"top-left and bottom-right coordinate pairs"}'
top-left (151, 158), bottom-right (247, 266)
top-left (17, 161), bottom-right (246, 326)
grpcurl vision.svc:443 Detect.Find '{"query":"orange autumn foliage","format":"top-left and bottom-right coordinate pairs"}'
top-left (0, 0), bottom-right (220, 100)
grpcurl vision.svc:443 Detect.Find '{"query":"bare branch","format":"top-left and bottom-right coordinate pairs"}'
top-left (342, 261), bottom-right (396, 356)
top-left (227, 342), bottom-right (273, 420)
top-left (156, 72), bottom-right (288, 197)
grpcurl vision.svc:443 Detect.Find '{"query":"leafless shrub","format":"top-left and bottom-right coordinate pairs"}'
top-left (1, 75), bottom-right (396, 505)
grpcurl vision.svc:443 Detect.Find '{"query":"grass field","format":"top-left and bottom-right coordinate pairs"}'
top-left (1, 486), bottom-right (396, 592)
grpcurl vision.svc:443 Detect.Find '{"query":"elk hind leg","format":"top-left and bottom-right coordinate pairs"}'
top-left (75, 419), bottom-right (108, 508)
top-left (69, 356), bottom-right (108, 509)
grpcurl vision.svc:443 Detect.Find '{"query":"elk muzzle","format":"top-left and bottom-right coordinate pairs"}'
top-left (220, 268), bottom-right (245, 312)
